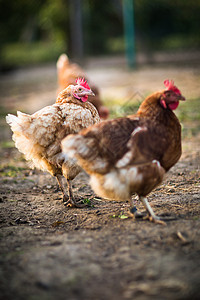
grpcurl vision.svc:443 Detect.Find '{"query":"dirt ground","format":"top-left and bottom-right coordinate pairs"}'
top-left (0, 59), bottom-right (200, 300)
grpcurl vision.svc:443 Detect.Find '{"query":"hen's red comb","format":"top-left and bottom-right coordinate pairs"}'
top-left (164, 80), bottom-right (181, 95)
top-left (76, 78), bottom-right (90, 90)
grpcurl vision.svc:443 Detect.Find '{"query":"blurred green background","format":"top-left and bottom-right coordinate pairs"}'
top-left (0, 0), bottom-right (200, 143)
top-left (0, 0), bottom-right (200, 69)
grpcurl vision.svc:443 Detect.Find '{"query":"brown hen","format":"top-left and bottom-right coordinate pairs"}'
top-left (62, 80), bottom-right (185, 223)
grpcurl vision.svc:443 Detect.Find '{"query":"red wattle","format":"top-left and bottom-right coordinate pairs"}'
top-left (81, 95), bottom-right (88, 102)
top-left (168, 101), bottom-right (179, 110)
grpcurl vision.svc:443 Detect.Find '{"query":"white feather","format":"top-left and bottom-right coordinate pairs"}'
top-left (90, 166), bottom-right (143, 201)
top-left (116, 151), bottom-right (132, 168)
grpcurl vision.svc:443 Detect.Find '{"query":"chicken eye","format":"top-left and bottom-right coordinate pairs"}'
top-left (78, 88), bottom-right (82, 92)
top-left (164, 91), bottom-right (170, 98)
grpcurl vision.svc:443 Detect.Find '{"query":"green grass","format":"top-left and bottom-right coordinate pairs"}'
top-left (0, 106), bottom-right (16, 118)
top-left (0, 165), bottom-right (26, 177)
top-left (162, 34), bottom-right (200, 50)
top-left (110, 101), bottom-right (140, 119)
top-left (0, 141), bottom-right (15, 149)
top-left (1, 41), bottom-right (65, 67)
top-left (105, 93), bottom-right (143, 119)
top-left (176, 98), bottom-right (200, 123)
top-left (106, 37), bottom-right (125, 54)
top-left (111, 212), bottom-right (128, 219)
top-left (176, 98), bottom-right (200, 138)
top-left (83, 198), bottom-right (94, 207)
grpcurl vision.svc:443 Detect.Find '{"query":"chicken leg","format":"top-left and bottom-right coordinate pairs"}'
top-left (129, 198), bottom-right (144, 219)
top-left (56, 175), bottom-right (86, 208)
top-left (129, 196), bottom-right (166, 225)
top-left (140, 196), bottom-right (166, 225)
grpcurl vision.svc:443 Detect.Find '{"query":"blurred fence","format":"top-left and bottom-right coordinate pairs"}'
top-left (0, 0), bottom-right (200, 70)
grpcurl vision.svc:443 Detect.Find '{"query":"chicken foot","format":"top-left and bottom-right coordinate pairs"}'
top-left (140, 196), bottom-right (166, 225)
top-left (56, 175), bottom-right (86, 208)
top-left (129, 204), bottom-right (144, 219)
top-left (129, 196), bottom-right (166, 225)
top-left (129, 197), bottom-right (148, 219)
top-left (66, 179), bottom-right (87, 208)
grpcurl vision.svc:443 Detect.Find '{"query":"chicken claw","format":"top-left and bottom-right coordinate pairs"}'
top-left (147, 215), bottom-right (166, 225)
top-left (56, 175), bottom-right (87, 208)
top-left (129, 197), bottom-right (166, 225)
top-left (64, 199), bottom-right (87, 208)
top-left (66, 180), bottom-right (88, 208)
top-left (130, 206), bottom-right (145, 219)
top-left (140, 196), bottom-right (166, 225)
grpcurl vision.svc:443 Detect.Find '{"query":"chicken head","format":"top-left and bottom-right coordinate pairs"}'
top-left (160, 80), bottom-right (185, 110)
top-left (72, 78), bottom-right (95, 102)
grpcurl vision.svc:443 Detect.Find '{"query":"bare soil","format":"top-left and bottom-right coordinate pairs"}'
top-left (0, 61), bottom-right (200, 300)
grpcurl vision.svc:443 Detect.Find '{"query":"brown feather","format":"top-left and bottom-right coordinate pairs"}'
top-left (62, 88), bottom-right (183, 202)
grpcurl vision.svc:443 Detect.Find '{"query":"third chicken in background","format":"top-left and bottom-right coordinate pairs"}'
top-left (57, 53), bottom-right (109, 119)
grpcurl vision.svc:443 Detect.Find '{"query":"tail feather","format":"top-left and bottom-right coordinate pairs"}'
top-left (62, 134), bottom-right (91, 160)
top-left (6, 112), bottom-right (35, 161)
top-left (6, 114), bottom-right (21, 132)
top-left (62, 134), bottom-right (109, 174)
top-left (57, 53), bottom-right (69, 71)
top-left (17, 110), bottom-right (31, 119)
top-left (6, 112), bottom-right (31, 132)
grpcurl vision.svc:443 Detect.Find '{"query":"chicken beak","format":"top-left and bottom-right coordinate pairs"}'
top-left (88, 89), bottom-right (95, 97)
top-left (177, 94), bottom-right (186, 101)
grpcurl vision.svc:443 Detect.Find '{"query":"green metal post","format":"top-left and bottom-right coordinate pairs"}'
top-left (122, 0), bottom-right (135, 68)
